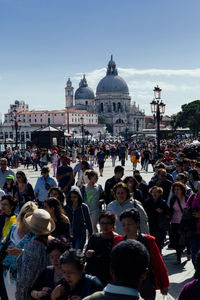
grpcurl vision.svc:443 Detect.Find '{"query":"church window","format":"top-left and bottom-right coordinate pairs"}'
top-left (67, 90), bottom-right (70, 96)
top-left (117, 102), bottom-right (121, 112)
top-left (113, 103), bottom-right (116, 112)
top-left (85, 101), bottom-right (88, 105)
top-left (100, 103), bottom-right (104, 112)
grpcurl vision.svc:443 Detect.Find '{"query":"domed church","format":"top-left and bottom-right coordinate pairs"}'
top-left (65, 56), bottom-right (145, 136)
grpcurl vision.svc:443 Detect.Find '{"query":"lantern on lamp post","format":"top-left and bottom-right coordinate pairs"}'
top-left (150, 85), bottom-right (166, 153)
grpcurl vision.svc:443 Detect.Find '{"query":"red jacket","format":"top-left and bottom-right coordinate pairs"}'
top-left (113, 234), bottom-right (170, 290)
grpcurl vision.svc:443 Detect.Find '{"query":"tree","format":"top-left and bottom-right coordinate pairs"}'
top-left (174, 100), bottom-right (200, 136)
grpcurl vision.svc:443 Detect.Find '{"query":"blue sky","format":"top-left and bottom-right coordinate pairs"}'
top-left (1, 0), bottom-right (200, 118)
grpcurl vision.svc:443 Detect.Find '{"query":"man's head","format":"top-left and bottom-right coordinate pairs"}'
top-left (111, 239), bottom-right (149, 289)
top-left (0, 158), bottom-right (8, 172)
top-left (114, 166), bottom-right (124, 179)
top-left (41, 166), bottom-right (50, 179)
top-left (157, 168), bottom-right (167, 182)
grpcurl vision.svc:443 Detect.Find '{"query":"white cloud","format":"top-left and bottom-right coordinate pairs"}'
top-left (119, 67), bottom-right (200, 77)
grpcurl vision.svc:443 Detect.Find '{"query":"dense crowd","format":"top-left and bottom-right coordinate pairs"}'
top-left (0, 139), bottom-right (200, 299)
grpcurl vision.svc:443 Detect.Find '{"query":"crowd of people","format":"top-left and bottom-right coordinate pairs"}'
top-left (0, 138), bottom-right (200, 299)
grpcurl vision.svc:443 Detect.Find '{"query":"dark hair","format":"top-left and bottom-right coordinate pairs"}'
top-left (99, 211), bottom-right (116, 225)
top-left (16, 171), bottom-right (27, 184)
top-left (1, 195), bottom-right (17, 213)
top-left (114, 166), bottom-right (124, 174)
top-left (134, 174), bottom-right (142, 183)
top-left (87, 170), bottom-right (98, 180)
top-left (111, 240), bottom-right (149, 286)
top-left (120, 208), bottom-right (140, 224)
top-left (177, 172), bottom-right (188, 183)
top-left (149, 186), bottom-right (163, 196)
top-left (47, 238), bottom-right (71, 254)
top-left (196, 162), bottom-right (200, 168)
top-left (194, 250), bottom-right (200, 279)
top-left (113, 182), bottom-right (131, 200)
top-left (123, 176), bottom-right (138, 189)
top-left (189, 169), bottom-right (199, 181)
top-left (60, 249), bottom-right (85, 271)
top-left (48, 187), bottom-right (65, 206)
top-left (172, 182), bottom-right (187, 194)
top-left (44, 198), bottom-right (69, 223)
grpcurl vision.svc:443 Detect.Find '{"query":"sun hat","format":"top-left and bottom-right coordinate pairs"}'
top-left (24, 209), bottom-right (55, 236)
top-left (6, 174), bottom-right (15, 181)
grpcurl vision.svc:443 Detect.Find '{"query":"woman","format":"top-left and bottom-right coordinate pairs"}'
top-left (64, 186), bottom-right (92, 250)
top-left (51, 151), bottom-right (59, 177)
top-left (114, 208), bottom-right (170, 300)
top-left (188, 169), bottom-right (199, 193)
top-left (15, 171), bottom-right (35, 213)
top-left (0, 195), bottom-right (17, 241)
top-left (85, 211), bottom-right (117, 286)
top-left (44, 198), bottom-right (70, 239)
top-left (16, 209), bottom-right (55, 300)
top-left (82, 171), bottom-right (103, 233)
top-left (2, 201), bottom-right (37, 300)
top-left (51, 249), bottom-right (103, 300)
top-left (30, 238), bottom-right (70, 300)
top-left (144, 186), bottom-right (171, 252)
top-left (123, 176), bottom-right (143, 203)
top-left (3, 175), bottom-right (17, 197)
top-left (48, 187), bottom-right (66, 207)
top-left (169, 182), bottom-right (190, 263)
top-left (178, 250), bottom-right (200, 300)
top-left (107, 182), bottom-right (149, 235)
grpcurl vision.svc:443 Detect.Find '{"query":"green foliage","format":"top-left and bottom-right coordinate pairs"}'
top-left (174, 100), bottom-right (200, 136)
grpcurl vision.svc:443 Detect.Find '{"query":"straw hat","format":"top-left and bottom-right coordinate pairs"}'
top-left (24, 209), bottom-right (55, 236)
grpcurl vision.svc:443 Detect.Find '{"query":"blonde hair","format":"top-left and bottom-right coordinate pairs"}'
top-left (16, 201), bottom-right (38, 227)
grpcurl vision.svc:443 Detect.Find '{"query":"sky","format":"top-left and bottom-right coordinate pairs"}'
top-left (1, 0), bottom-right (200, 119)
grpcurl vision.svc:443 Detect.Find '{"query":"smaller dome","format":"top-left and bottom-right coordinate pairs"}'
top-left (75, 75), bottom-right (95, 100)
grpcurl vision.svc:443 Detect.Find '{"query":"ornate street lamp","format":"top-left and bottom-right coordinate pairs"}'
top-left (80, 117), bottom-right (85, 155)
top-left (10, 108), bottom-right (21, 148)
top-left (150, 85), bottom-right (166, 153)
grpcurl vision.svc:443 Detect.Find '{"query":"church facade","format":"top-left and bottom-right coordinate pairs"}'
top-left (66, 56), bottom-right (145, 136)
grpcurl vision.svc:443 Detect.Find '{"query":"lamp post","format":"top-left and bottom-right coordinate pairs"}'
top-left (97, 131), bottom-right (101, 142)
top-left (80, 117), bottom-right (85, 155)
top-left (136, 119), bottom-right (139, 142)
top-left (150, 85), bottom-right (166, 153)
top-left (11, 109), bottom-right (21, 148)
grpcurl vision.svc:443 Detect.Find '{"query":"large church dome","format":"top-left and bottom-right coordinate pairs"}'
top-left (75, 75), bottom-right (95, 100)
top-left (96, 56), bottom-right (129, 94)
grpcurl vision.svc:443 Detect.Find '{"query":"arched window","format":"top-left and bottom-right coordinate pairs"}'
top-left (100, 103), bottom-right (104, 112)
top-left (117, 102), bottom-right (121, 112)
top-left (113, 103), bottom-right (116, 112)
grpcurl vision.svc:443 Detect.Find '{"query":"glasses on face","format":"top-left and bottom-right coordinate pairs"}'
top-left (160, 174), bottom-right (167, 177)
top-left (16, 175), bottom-right (21, 179)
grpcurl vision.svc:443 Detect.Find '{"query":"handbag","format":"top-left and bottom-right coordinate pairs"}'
top-left (0, 229), bottom-right (12, 265)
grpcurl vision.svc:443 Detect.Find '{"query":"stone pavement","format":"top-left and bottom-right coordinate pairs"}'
top-left (14, 158), bottom-right (195, 300)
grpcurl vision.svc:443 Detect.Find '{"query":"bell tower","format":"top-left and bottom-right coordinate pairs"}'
top-left (65, 77), bottom-right (74, 108)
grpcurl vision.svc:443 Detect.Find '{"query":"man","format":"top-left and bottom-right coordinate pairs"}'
top-left (118, 142), bottom-right (127, 166)
top-left (83, 239), bottom-right (149, 300)
top-left (56, 155), bottom-right (74, 195)
top-left (104, 166), bottom-right (124, 204)
top-left (73, 155), bottom-right (90, 182)
top-left (34, 165), bottom-right (57, 207)
top-left (0, 158), bottom-right (15, 189)
top-left (142, 147), bottom-right (152, 172)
